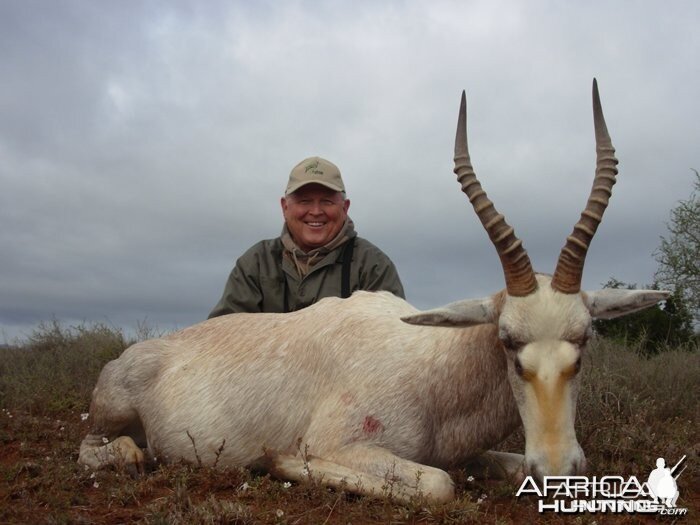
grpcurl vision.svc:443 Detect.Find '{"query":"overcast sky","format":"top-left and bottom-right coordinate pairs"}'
top-left (1, 0), bottom-right (698, 343)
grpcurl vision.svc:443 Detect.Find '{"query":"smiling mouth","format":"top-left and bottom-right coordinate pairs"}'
top-left (305, 222), bottom-right (326, 228)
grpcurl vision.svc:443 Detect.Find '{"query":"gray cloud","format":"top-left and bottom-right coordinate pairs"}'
top-left (1, 0), bottom-right (698, 341)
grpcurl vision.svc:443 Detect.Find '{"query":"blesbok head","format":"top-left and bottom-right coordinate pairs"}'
top-left (403, 80), bottom-right (668, 480)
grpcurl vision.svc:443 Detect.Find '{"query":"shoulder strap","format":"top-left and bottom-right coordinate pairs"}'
top-left (277, 241), bottom-right (290, 313)
top-left (341, 237), bottom-right (355, 299)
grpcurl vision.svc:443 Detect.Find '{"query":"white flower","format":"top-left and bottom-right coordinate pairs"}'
top-left (275, 509), bottom-right (284, 518)
top-left (467, 476), bottom-right (475, 482)
top-left (90, 472), bottom-right (96, 479)
top-left (93, 481), bottom-right (100, 489)
top-left (80, 413), bottom-right (89, 421)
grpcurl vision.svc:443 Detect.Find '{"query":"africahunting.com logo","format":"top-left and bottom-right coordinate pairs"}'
top-left (516, 455), bottom-right (688, 516)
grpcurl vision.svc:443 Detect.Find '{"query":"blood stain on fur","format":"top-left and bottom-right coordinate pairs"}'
top-left (362, 416), bottom-right (384, 434)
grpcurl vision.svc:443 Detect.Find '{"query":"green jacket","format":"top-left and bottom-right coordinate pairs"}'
top-left (208, 236), bottom-right (405, 317)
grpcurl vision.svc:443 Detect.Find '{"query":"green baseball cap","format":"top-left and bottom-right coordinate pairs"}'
top-left (285, 156), bottom-right (346, 196)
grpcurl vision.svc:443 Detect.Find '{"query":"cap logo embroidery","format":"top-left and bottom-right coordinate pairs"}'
top-left (304, 160), bottom-right (323, 176)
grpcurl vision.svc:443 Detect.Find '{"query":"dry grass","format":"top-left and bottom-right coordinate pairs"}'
top-left (0, 323), bottom-right (697, 523)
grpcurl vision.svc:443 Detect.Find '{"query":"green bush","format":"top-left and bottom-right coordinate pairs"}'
top-left (0, 321), bottom-right (130, 415)
top-left (592, 279), bottom-right (696, 355)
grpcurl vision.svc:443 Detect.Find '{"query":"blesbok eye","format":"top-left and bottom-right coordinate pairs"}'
top-left (569, 334), bottom-right (590, 348)
top-left (576, 336), bottom-right (590, 347)
top-left (514, 358), bottom-right (524, 377)
top-left (500, 334), bottom-right (523, 352)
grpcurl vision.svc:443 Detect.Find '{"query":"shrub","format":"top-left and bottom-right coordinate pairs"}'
top-left (0, 321), bottom-right (130, 415)
top-left (592, 279), bottom-right (696, 355)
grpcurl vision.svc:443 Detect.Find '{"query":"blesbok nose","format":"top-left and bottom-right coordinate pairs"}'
top-left (526, 451), bottom-right (587, 483)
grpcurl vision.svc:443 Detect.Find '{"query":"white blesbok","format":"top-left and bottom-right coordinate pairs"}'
top-left (79, 80), bottom-right (668, 502)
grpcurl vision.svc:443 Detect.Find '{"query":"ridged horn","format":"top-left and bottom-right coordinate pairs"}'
top-left (551, 79), bottom-right (619, 294)
top-left (454, 91), bottom-right (537, 297)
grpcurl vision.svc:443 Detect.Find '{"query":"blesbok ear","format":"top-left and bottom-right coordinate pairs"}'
top-left (584, 289), bottom-right (670, 320)
top-left (401, 297), bottom-right (497, 327)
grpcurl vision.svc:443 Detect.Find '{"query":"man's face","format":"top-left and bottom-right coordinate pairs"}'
top-left (281, 184), bottom-right (350, 252)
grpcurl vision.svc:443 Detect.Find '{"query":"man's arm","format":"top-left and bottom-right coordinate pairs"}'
top-left (208, 248), bottom-right (265, 318)
top-left (355, 239), bottom-right (405, 299)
